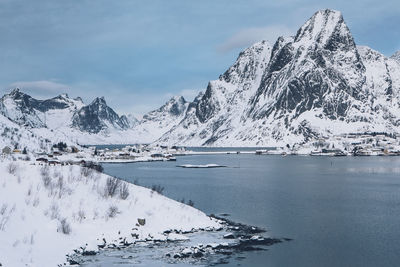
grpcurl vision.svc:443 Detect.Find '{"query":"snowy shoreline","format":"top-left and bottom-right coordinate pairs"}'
top-left (0, 160), bottom-right (223, 267)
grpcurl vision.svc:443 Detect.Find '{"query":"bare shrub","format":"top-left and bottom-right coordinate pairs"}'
top-left (7, 163), bottom-right (17, 175)
top-left (0, 204), bottom-right (7, 215)
top-left (119, 183), bottom-right (130, 200)
top-left (77, 209), bottom-right (86, 223)
top-left (41, 166), bottom-right (51, 188)
top-left (57, 175), bottom-right (65, 198)
top-left (49, 203), bottom-right (59, 220)
top-left (58, 218), bottom-right (71, 235)
top-left (27, 186), bottom-right (32, 196)
top-left (188, 200), bottom-right (195, 207)
top-left (40, 165), bottom-right (49, 177)
top-left (104, 177), bottom-right (121, 198)
top-left (106, 205), bottom-right (119, 218)
top-left (151, 184), bottom-right (164, 195)
top-left (80, 166), bottom-right (93, 178)
top-left (32, 197), bottom-right (40, 207)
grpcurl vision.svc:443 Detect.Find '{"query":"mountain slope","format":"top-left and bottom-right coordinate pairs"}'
top-left (159, 40), bottom-right (273, 145)
top-left (0, 90), bottom-right (143, 144)
top-left (131, 96), bottom-right (190, 143)
top-left (158, 9), bottom-right (400, 146)
top-left (72, 97), bottom-right (129, 133)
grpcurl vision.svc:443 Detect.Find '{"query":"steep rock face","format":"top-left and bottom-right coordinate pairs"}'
top-left (158, 9), bottom-right (400, 146)
top-left (250, 9), bottom-right (366, 120)
top-left (159, 40), bottom-right (272, 145)
top-left (72, 97), bottom-right (129, 134)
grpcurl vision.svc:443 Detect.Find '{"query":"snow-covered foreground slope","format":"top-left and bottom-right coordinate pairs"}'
top-left (0, 113), bottom-right (51, 152)
top-left (0, 161), bottom-right (220, 267)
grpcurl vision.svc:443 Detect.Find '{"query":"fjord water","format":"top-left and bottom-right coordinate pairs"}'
top-left (103, 152), bottom-right (400, 267)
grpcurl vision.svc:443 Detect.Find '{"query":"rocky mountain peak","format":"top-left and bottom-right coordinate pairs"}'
top-left (91, 96), bottom-right (107, 106)
top-left (294, 9), bottom-right (353, 50)
top-left (391, 50), bottom-right (400, 62)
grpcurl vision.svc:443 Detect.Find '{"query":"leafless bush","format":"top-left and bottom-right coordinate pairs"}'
top-left (77, 209), bottom-right (86, 223)
top-left (49, 203), bottom-right (60, 220)
top-left (106, 205), bottom-right (119, 218)
top-left (119, 183), bottom-right (130, 200)
top-left (58, 218), bottom-right (71, 235)
top-left (103, 177), bottom-right (121, 198)
top-left (27, 186), bottom-right (32, 196)
top-left (187, 199), bottom-right (195, 207)
top-left (40, 165), bottom-right (49, 177)
top-left (57, 175), bottom-right (65, 198)
top-left (7, 162), bottom-right (17, 175)
top-left (32, 197), bottom-right (40, 207)
top-left (41, 166), bottom-right (51, 188)
top-left (80, 166), bottom-right (93, 178)
top-left (151, 184), bottom-right (164, 195)
top-left (0, 204), bottom-right (7, 215)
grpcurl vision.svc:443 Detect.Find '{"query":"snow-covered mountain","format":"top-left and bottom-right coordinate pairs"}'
top-left (0, 112), bottom-right (52, 153)
top-left (72, 97), bottom-right (130, 133)
top-left (0, 89), bottom-right (190, 145)
top-left (158, 9), bottom-right (400, 146)
top-left (0, 89), bottom-right (144, 144)
top-left (391, 51), bottom-right (400, 62)
top-left (1, 9), bottom-right (399, 147)
top-left (130, 96), bottom-right (190, 143)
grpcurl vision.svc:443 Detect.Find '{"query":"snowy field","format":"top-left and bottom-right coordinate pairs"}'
top-left (0, 160), bottom-right (221, 267)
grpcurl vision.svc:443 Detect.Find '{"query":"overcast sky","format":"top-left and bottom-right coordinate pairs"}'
top-left (0, 0), bottom-right (399, 117)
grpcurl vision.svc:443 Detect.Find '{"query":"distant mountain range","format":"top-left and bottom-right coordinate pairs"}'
top-left (1, 9), bottom-right (400, 147)
top-left (0, 88), bottom-right (189, 145)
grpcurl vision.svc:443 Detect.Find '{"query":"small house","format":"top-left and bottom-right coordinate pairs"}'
top-left (36, 158), bottom-right (49, 163)
top-left (70, 146), bottom-right (79, 153)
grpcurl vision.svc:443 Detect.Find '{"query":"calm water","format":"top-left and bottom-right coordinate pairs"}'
top-left (101, 152), bottom-right (400, 267)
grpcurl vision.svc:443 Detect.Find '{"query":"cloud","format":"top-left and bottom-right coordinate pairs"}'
top-left (217, 25), bottom-right (294, 53)
top-left (7, 80), bottom-right (70, 99)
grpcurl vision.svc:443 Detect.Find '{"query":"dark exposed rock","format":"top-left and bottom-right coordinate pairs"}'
top-left (72, 97), bottom-right (129, 133)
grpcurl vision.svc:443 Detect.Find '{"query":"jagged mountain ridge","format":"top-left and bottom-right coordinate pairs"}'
top-left (158, 9), bottom-right (400, 146)
top-left (1, 9), bottom-right (399, 147)
top-left (0, 89), bottom-right (130, 134)
top-left (72, 97), bottom-right (130, 133)
top-left (0, 88), bottom-right (191, 144)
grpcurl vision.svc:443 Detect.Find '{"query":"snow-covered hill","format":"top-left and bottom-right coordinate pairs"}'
top-left (0, 160), bottom-right (220, 266)
top-left (158, 9), bottom-right (400, 146)
top-left (0, 112), bottom-right (52, 153)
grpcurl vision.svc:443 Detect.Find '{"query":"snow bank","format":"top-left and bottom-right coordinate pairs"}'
top-left (0, 160), bottom-right (220, 266)
top-left (178, 164), bottom-right (226, 168)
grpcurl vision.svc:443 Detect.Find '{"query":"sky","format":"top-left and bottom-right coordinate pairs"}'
top-left (0, 0), bottom-right (399, 117)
